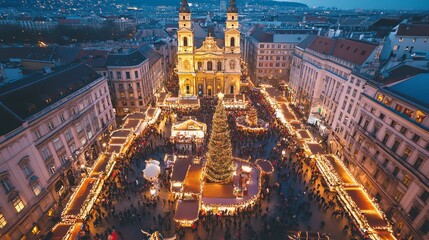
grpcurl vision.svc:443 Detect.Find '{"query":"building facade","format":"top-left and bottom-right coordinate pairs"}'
top-left (345, 69), bottom-right (429, 239)
top-left (245, 29), bottom-right (315, 84)
top-left (177, 0), bottom-right (241, 97)
top-left (0, 64), bottom-right (115, 239)
top-left (104, 50), bottom-right (151, 117)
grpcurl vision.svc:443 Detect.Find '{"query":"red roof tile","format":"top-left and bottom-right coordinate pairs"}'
top-left (308, 36), bottom-right (377, 65)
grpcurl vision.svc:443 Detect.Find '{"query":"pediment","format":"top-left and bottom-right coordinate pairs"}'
top-left (195, 36), bottom-right (223, 53)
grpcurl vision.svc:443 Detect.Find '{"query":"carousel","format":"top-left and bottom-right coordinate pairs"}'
top-left (143, 159), bottom-right (161, 197)
top-left (236, 106), bottom-right (269, 133)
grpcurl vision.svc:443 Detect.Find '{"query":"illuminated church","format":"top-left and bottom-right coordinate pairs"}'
top-left (177, 0), bottom-right (241, 97)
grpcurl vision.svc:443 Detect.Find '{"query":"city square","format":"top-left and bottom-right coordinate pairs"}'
top-left (0, 0), bottom-right (428, 239)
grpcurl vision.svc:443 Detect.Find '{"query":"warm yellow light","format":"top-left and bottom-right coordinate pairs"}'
top-left (241, 165), bottom-right (252, 173)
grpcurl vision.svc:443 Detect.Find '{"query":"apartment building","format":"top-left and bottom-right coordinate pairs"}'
top-left (0, 64), bottom-right (115, 239)
top-left (346, 65), bottom-right (429, 239)
top-left (289, 36), bottom-right (383, 145)
top-left (245, 29), bottom-right (315, 84)
top-left (104, 50), bottom-right (151, 117)
top-left (387, 21), bottom-right (429, 61)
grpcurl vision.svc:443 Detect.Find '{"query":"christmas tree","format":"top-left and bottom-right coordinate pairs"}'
top-left (246, 107), bottom-right (258, 127)
top-left (205, 95), bottom-right (234, 183)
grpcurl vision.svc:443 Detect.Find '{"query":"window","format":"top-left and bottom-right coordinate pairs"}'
top-left (34, 130), bottom-right (42, 139)
top-left (382, 133), bottom-right (390, 145)
top-left (414, 156), bottom-right (424, 170)
top-left (403, 108), bottom-right (413, 118)
top-left (400, 126), bottom-right (407, 134)
top-left (134, 71), bottom-right (139, 78)
top-left (12, 196), bottom-right (25, 212)
top-left (419, 190), bottom-right (429, 203)
top-left (392, 167), bottom-right (399, 177)
top-left (352, 89), bottom-right (357, 98)
top-left (383, 159), bottom-right (389, 167)
top-left (416, 111), bottom-right (426, 123)
top-left (419, 219), bottom-right (429, 235)
top-left (379, 113), bottom-right (385, 120)
top-left (64, 130), bottom-right (73, 141)
top-left (116, 71), bottom-right (122, 80)
top-left (48, 121), bottom-right (55, 130)
top-left (53, 138), bottom-right (63, 150)
top-left (402, 147), bottom-right (412, 160)
top-left (0, 177), bottom-right (13, 194)
top-left (391, 140), bottom-right (401, 153)
top-left (230, 37), bottom-right (235, 47)
top-left (217, 61), bottom-right (222, 71)
top-left (197, 62), bottom-right (202, 70)
top-left (393, 190), bottom-right (404, 202)
top-left (408, 204), bottom-right (421, 220)
top-left (76, 123), bottom-right (83, 133)
top-left (395, 104), bottom-right (403, 112)
top-left (402, 174), bottom-right (412, 187)
top-left (21, 162), bottom-right (33, 178)
top-left (0, 212), bottom-right (6, 228)
top-left (391, 120), bottom-right (397, 128)
top-left (80, 136), bottom-right (87, 145)
top-left (207, 61), bottom-right (213, 71)
top-left (60, 113), bottom-right (66, 123)
top-left (41, 147), bottom-right (51, 160)
top-left (125, 72), bottom-right (130, 79)
top-left (183, 37), bottom-right (188, 46)
top-left (31, 181), bottom-right (42, 196)
top-left (412, 134), bottom-right (420, 143)
top-left (48, 163), bottom-right (56, 175)
top-left (346, 86), bottom-right (351, 94)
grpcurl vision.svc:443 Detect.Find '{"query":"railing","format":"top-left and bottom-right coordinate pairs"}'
top-left (355, 123), bottom-right (429, 187)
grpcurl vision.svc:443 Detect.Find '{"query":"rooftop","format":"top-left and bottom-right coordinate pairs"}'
top-left (0, 64), bottom-right (102, 135)
top-left (105, 49), bottom-right (147, 67)
top-left (385, 73), bottom-right (429, 110)
top-left (396, 23), bottom-right (429, 37)
top-left (307, 36), bottom-right (377, 65)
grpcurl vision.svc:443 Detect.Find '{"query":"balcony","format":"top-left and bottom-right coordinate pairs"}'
top-left (355, 123), bottom-right (429, 187)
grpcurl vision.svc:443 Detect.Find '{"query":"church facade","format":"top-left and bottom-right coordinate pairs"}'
top-left (177, 0), bottom-right (241, 97)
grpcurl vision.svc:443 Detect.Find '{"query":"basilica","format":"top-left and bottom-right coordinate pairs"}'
top-left (177, 0), bottom-right (241, 97)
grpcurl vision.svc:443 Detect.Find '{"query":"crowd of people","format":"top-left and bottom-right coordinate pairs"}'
top-left (72, 86), bottom-right (367, 240)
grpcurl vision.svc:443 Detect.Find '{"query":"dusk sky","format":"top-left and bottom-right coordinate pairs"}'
top-left (279, 0), bottom-right (429, 10)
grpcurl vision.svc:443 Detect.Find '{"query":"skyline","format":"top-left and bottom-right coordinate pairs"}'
top-left (279, 0), bottom-right (429, 10)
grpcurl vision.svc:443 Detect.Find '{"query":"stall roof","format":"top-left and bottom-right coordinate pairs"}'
top-left (298, 130), bottom-right (312, 140)
top-left (281, 104), bottom-right (296, 120)
top-left (306, 142), bottom-right (325, 155)
top-left (110, 138), bottom-right (127, 145)
top-left (63, 178), bottom-right (96, 216)
top-left (174, 200), bottom-right (199, 221)
top-left (90, 154), bottom-right (110, 177)
top-left (107, 145), bottom-right (122, 154)
top-left (325, 155), bottom-right (356, 185)
top-left (111, 129), bottom-right (131, 138)
top-left (183, 165), bottom-right (203, 194)
top-left (171, 157), bottom-right (193, 182)
top-left (127, 112), bottom-right (145, 120)
top-left (123, 119), bottom-right (140, 129)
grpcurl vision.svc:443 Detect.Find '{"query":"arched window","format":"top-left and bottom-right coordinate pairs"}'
top-left (217, 61), bottom-right (222, 71)
top-left (232, 16), bottom-right (235, 20)
top-left (230, 37), bottom-right (235, 47)
top-left (183, 15), bottom-right (186, 20)
top-left (183, 37), bottom-right (188, 47)
top-left (207, 61), bottom-right (213, 71)
top-left (197, 61), bottom-right (203, 70)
